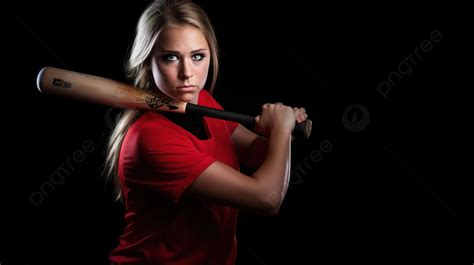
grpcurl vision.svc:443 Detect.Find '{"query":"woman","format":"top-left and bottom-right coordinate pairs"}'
top-left (105, 0), bottom-right (307, 264)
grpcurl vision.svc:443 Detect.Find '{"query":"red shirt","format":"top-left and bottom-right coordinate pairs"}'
top-left (110, 90), bottom-right (240, 265)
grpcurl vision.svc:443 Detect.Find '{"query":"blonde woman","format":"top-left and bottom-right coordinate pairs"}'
top-left (106, 0), bottom-right (307, 264)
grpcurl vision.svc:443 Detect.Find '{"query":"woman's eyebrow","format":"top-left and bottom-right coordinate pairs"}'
top-left (158, 48), bottom-right (207, 54)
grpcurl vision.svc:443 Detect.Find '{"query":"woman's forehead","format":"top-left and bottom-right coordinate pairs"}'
top-left (156, 25), bottom-right (208, 51)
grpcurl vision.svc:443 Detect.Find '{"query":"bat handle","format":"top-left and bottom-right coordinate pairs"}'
top-left (186, 104), bottom-right (312, 139)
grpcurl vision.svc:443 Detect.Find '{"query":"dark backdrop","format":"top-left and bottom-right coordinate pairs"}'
top-left (2, 1), bottom-right (470, 264)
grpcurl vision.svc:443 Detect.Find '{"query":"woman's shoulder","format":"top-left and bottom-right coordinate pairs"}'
top-left (130, 111), bottom-right (183, 137)
top-left (199, 89), bottom-right (222, 110)
top-left (121, 112), bottom-right (195, 158)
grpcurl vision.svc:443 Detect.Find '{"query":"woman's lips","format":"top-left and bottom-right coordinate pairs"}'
top-left (176, 85), bottom-right (197, 92)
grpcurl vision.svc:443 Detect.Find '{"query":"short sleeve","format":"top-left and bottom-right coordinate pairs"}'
top-left (225, 120), bottom-right (239, 135)
top-left (122, 123), bottom-right (215, 203)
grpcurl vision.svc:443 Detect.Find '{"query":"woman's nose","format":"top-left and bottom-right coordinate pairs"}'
top-left (179, 60), bottom-right (193, 79)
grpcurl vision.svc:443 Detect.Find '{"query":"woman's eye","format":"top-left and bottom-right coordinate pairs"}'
top-left (163, 54), bottom-right (178, 61)
top-left (192, 53), bottom-right (205, 61)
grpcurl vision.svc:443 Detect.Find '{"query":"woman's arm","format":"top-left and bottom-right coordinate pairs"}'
top-left (231, 106), bottom-right (307, 170)
top-left (231, 125), bottom-right (268, 170)
top-left (188, 103), bottom-right (298, 215)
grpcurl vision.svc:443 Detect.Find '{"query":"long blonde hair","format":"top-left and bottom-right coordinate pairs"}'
top-left (105, 0), bottom-right (220, 201)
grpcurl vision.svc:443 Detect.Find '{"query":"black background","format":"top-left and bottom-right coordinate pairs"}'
top-left (2, 1), bottom-right (471, 264)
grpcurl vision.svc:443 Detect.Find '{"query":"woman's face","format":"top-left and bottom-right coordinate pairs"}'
top-left (151, 25), bottom-right (210, 104)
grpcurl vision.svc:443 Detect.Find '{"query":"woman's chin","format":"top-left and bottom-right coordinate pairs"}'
top-left (176, 93), bottom-right (198, 104)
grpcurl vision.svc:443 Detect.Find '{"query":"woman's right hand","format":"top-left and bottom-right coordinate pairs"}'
top-left (254, 103), bottom-right (296, 137)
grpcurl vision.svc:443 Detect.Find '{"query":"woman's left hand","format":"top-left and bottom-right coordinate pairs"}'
top-left (293, 107), bottom-right (307, 123)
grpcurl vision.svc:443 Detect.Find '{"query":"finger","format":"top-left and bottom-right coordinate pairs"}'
top-left (294, 107), bottom-right (306, 113)
top-left (293, 107), bottom-right (307, 123)
top-left (300, 113), bottom-right (308, 123)
top-left (254, 115), bottom-right (260, 124)
top-left (296, 116), bottom-right (305, 123)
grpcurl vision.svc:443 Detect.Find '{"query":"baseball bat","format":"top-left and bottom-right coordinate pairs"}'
top-left (36, 66), bottom-right (312, 139)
